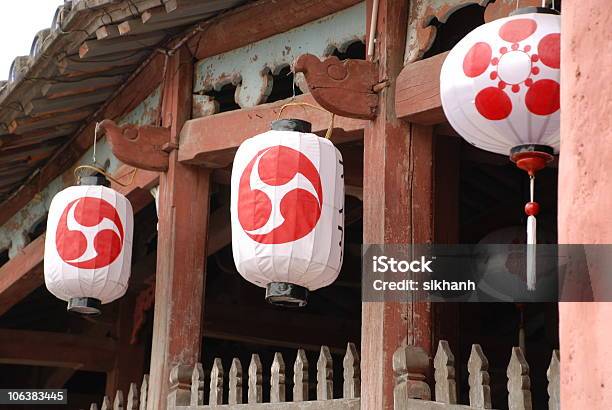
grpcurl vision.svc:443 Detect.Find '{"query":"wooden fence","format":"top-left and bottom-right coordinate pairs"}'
top-left (393, 341), bottom-right (561, 410)
top-left (89, 341), bottom-right (560, 410)
top-left (88, 374), bottom-right (149, 410)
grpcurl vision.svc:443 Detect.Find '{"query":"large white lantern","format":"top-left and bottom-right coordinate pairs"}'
top-left (440, 8), bottom-right (561, 290)
top-left (440, 8), bottom-right (560, 156)
top-left (44, 175), bottom-right (133, 315)
top-left (231, 119), bottom-right (344, 307)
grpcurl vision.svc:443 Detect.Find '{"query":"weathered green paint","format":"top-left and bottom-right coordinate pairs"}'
top-left (193, 2), bottom-right (366, 108)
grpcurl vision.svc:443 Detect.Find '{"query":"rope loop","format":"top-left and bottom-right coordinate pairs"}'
top-left (74, 165), bottom-right (137, 188)
top-left (276, 102), bottom-right (335, 140)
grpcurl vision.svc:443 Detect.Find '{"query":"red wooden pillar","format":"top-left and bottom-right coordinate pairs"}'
top-left (558, 0), bottom-right (612, 408)
top-left (147, 46), bottom-right (211, 410)
top-left (361, 0), bottom-right (434, 408)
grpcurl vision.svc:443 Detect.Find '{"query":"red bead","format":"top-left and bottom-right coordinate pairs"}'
top-left (525, 202), bottom-right (540, 216)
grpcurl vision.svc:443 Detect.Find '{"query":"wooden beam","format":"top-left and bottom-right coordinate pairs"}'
top-left (0, 52), bottom-right (165, 227)
top-left (0, 328), bottom-right (119, 372)
top-left (395, 52), bottom-right (448, 125)
top-left (79, 32), bottom-right (166, 59)
top-left (361, 1), bottom-right (434, 409)
top-left (187, 0), bottom-right (362, 60)
top-left (0, 235), bottom-right (44, 316)
top-left (147, 45), bottom-right (210, 410)
top-left (0, 169), bottom-right (158, 317)
top-left (178, 94), bottom-right (366, 168)
top-left (118, 13), bottom-right (207, 37)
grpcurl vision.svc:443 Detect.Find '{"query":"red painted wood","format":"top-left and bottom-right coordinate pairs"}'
top-left (395, 52), bottom-right (448, 125)
top-left (99, 119), bottom-right (171, 172)
top-left (179, 94), bottom-right (366, 168)
top-left (187, 0), bottom-right (362, 60)
top-left (294, 54), bottom-right (378, 119)
top-left (361, 1), bottom-right (434, 409)
top-left (0, 235), bottom-right (45, 316)
top-left (146, 46), bottom-right (211, 410)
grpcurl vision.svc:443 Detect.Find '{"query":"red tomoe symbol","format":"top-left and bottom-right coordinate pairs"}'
top-left (56, 197), bottom-right (124, 269)
top-left (462, 18), bottom-right (561, 120)
top-left (238, 145), bottom-right (323, 244)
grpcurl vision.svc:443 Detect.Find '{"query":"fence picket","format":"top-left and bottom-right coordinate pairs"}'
top-left (507, 347), bottom-right (532, 410)
top-left (270, 352), bottom-right (286, 403)
top-left (547, 350), bottom-right (560, 410)
top-left (343, 342), bottom-right (360, 399)
top-left (317, 346), bottom-right (333, 400)
top-left (248, 354), bottom-right (263, 404)
top-left (468, 344), bottom-right (492, 409)
top-left (101, 396), bottom-right (111, 410)
top-left (127, 383), bottom-right (139, 410)
top-left (209, 358), bottom-right (224, 406)
top-left (191, 363), bottom-right (205, 405)
top-left (293, 348), bottom-right (309, 402)
top-left (434, 340), bottom-right (457, 404)
top-left (113, 390), bottom-right (124, 410)
top-left (229, 358), bottom-right (243, 404)
top-left (139, 374), bottom-right (149, 410)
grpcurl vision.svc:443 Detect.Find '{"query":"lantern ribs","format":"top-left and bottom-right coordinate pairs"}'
top-left (294, 54), bottom-right (379, 119)
top-left (98, 120), bottom-right (172, 172)
top-left (178, 94), bottom-right (367, 168)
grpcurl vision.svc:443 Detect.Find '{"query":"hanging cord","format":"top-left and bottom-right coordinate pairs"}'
top-left (276, 102), bottom-right (335, 140)
top-left (74, 165), bottom-right (138, 188)
top-left (73, 122), bottom-right (138, 187)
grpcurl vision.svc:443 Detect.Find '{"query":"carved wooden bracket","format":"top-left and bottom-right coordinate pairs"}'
top-left (98, 119), bottom-right (171, 172)
top-left (294, 54), bottom-right (378, 120)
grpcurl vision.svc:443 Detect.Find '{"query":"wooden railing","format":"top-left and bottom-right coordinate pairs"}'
top-left (165, 343), bottom-right (360, 409)
top-left (393, 341), bottom-right (561, 410)
top-left (89, 374), bottom-right (149, 410)
top-left (89, 340), bottom-right (560, 410)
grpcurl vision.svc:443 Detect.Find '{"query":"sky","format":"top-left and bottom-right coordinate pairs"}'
top-left (0, 0), bottom-right (64, 82)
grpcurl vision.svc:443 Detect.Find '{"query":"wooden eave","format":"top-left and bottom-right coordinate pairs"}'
top-left (0, 0), bottom-right (248, 209)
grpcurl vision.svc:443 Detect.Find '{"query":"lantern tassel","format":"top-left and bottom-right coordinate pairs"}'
top-left (525, 174), bottom-right (537, 291)
top-left (526, 214), bottom-right (536, 291)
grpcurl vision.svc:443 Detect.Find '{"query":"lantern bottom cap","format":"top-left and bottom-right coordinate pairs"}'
top-left (68, 297), bottom-right (102, 316)
top-left (265, 282), bottom-right (309, 308)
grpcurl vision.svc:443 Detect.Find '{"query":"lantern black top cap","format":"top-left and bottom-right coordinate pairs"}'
top-left (78, 174), bottom-right (110, 187)
top-left (271, 119), bottom-right (312, 133)
top-left (509, 7), bottom-right (560, 16)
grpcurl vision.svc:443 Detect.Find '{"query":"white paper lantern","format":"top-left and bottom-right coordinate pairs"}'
top-left (441, 8), bottom-right (561, 291)
top-left (440, 10), bottom-right (560, 156)
top-left (44, 176), bottom-right (133, 314)
top-left (231, 119), bottom-right (344, 307)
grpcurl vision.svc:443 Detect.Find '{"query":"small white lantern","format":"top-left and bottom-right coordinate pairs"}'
top-left (44, 175), bottom-right (133, 315)
top-left (231, 119), bottom-right (344, 307)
